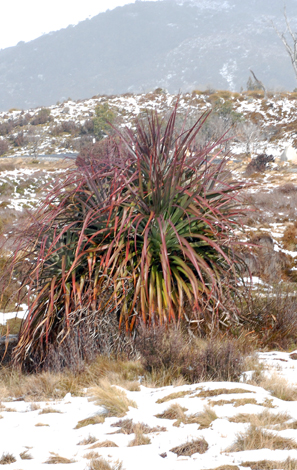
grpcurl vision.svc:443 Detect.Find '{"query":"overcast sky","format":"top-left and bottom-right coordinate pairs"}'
top-left (0, 1), bottom-right (159, 50)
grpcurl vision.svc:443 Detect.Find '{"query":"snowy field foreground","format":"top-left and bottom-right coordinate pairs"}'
top-left (2, 352), bottom-right (297, 469)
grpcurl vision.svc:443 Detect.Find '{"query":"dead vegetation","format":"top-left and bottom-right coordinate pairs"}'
top-left (170, 438), bottom-right (209, 456)
top-left (229, 409), bottom-right (291, 428)
top-left (86, 458), bottom-right (124, 470)
top-left (44, 452), bottom-right (76, 464)
top-left (20, 450), bottom-right (33, 460)
top-left (88, 441), bottom-right (118, 449)
top-left (241, 458), bottom-right (297, 469)
top-left (88, 379), bottom-right (137, 417)
top-left (227, 425), bottom-right (297, 452)
top-left (0, 453), bottom-right (16, 465)
top-left (156, 403), bottom-right (217, 428)
top-left (128, 426), bottom-right (151, 446)
top-left (74, 414), bottom-right (105, 429)
top-left (192, 388), bottom-right (253, 398)
top-left (77, 435), bottom-right (97, 446)
top-left (110, 418), bottom-right (166, 434)
top-left (209, 398), bottom-right (258, 407)
top-left (39, 407), bottom-right (62, 414)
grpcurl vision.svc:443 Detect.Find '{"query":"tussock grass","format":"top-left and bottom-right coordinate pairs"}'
top-left (0, 453), bottom-right (16, 465)
top-left (29, 403), bottom-right (40, 411)
top-left (241, 458), bottom-right (297, 469)
top-left (156, 391), bottom-right (190, 403)
top-left (229, 409), bottom-right (291, 427)
top-left (209, 398), bottom-right (258, 407)
top-left (89, 379), bottom-right (137, 417)
top-left (75, 414), bottom-right (105, 429)
top-left (88, 441), bottom-right (118, 449)
top-left (170, 438), bottom-right (208, 456)
top-left (0, 357), bottom-right (143, 402)
top-left (204, 467), bottom-right (239, 470)
top-left (193, 406), bottom-right (218, 429)
top-left (77, 435), bottom-right (97, 445)
top-left (20, 450), bottom-right (33, 460)
top-left (84, 452), bottom-right (101, 460)
top-left (44, 452), bottom-right (76, 464)
top-left (254, 373), bottom-right (297, 401)
top-left (39, 407), bottom-right (62, 414)
top-left (227, 425), bottom-right (297, 452)
top-left (155, 403), bottom-right (187, 421)
top-left (156, 403), bottom-right (216, 428)
top-left (86, 458), bottom-right (124, 470)
top-left (193, 388), bottom-right (252, 398)
top-left (128, 426), bottom-right (151, 446)
top-left (110, 418), bottom-right (166, 434)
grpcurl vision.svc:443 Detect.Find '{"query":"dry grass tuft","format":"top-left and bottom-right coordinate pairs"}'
top-left (128, 425), bottom-right (151, 446)
top-left (75, 414), bottom-right (105, 429)
top-left (88, 441), bottom-right (118, 449)
top-left (29, 403), bottom-right (40, 411)
top-left (193, 388), bottom-right (252, 398)
top-left (44, 452), bottom-right (76, 464)
top-left (86, 457), bottom-right (124, 470)
top-left (204, 467), bottom-right (239, 470)
top-left (0, 453), bottom-right (16, 465)
top-left (227, 425), bottom-right (297, 452)
top-left (88, 380), bottom-right (137, 417)
top-left (77, 435), bottom-right (97, 445)
top-left (241, 458), bottom-right (297, 470)
top-left (155, 403), bottom-right (216, 428)
top-left (155, 403), bottom-right (187, 421)
top-left (20, 450), bottom-right (33, 460)
top-left (255, 373), bottom-right (297, 401)
top-left (110, 418), bottom-right (166, 434)
top-left (0, 357), bottom-right (142, 402)
top-left (170, 437), bottom-right (208, 456)
top-left (84, 452), bottom-right (101, 460)
top-left (209, 398), bottom-right (258, 407)
top-left (229, 409), bottom-right (290, 428)
top-left (39, 407), bottom-right (62, 414)
top-left (192, 406), bottom-right (218, 429)
top-left (156, 391), bottom-right (190, 403)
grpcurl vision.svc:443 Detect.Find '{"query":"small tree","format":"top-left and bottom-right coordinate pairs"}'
top-left (271, 5), bottom-right (297, 85)
top-left (93, 103), bottom-right (116, 140)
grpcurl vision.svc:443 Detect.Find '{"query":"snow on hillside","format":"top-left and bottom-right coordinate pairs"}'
top-left (1, 91), bottom-right (297, 158)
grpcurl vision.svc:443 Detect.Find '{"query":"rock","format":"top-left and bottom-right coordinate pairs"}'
top-left (280, 145), bottom-right (297, 163)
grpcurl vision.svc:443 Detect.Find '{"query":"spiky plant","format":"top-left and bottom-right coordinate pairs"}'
top-left (10, 104), bottom-right (245, 369)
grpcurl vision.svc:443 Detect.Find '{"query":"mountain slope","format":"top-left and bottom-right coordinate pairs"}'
top-left (0, 0), bottom-right (296, 110)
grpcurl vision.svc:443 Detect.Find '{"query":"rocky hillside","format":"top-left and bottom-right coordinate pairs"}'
top-left (0, 0), bottom-right (296, 110)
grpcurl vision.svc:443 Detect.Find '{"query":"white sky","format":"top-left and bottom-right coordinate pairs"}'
top-left (0, 1), bottom-right (159, 50)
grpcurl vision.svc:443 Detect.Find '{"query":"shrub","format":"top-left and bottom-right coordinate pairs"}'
top-left (9, 103), bottom-right (246, 370)
top-left (240, 286), bottom-right (297, 350)
top-left (93, 103), bottom-right (116, 140)
top-left (0, 140), bottom-right (8, 156)
top-left (136, 325), bottom-right (246, 383)
top-left (245, 154), bottom-right (274, 175)
top-left (31, 108), bottom-right (51, 125)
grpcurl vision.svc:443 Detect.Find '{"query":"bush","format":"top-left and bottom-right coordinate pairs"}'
top-left (9, 103), bottom-right (246, 370)
top-left (93, 103), bottom-right (115, 140)
top-left (240, 286), bottom-right (297, 350)
top-left (0, 139), bottom-right (8, 156)
top-left (245, 154), bottom-right (274, 175)
top-left (31, 108), bottom-right (51, 125)
top-left (136, 325), bottom-right (246, 383)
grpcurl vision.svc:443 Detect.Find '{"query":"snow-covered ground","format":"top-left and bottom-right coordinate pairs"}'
top-left (2, 352), bottom-right (297, 469)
